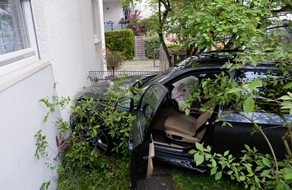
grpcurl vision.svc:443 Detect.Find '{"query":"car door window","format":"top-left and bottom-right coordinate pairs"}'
top-left (138, 83), bottom-right (167, 138)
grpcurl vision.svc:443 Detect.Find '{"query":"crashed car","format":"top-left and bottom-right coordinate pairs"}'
top-left (71, 54), bottom-right (291, 188)
top-left (70, 74), bottom-right (155, 154)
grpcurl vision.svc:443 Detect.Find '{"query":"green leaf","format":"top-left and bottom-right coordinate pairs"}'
top-left (195, 142), bottom-right (204, 151)
top-left (283, 82), bottom-right (292, 89)
top-left (215, 171), bottom-right (222, 180)
top-left (194, 153), bottom-right (205, 166)
top-left (206, 154), bottom-right (212, 160)
top-left (239, 175), bottom-right (245, 181)
top-left (211, 167), bottom-right (217, 175)
top-left (243, 96), bottom-right (254, 113)
top-left (262, 157), bottom-right (271, 167)
top-left (212, 159), bottom-right (217, 167)
top-left (278, 95), bottom-right (291, 101)
top-left (185, 109), bottom-right (190, 116)
top-left (261, 169), bottom-right (270, 177)
top-left (283, 168), bottom-right (292, 180)
top-left (248, 78), bottom-right (262, 90)
top-left (189, 149), bottom-right (196, 154)
top-left (227, 88), bottom-right (242, 94)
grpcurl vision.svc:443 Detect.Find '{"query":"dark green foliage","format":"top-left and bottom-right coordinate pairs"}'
top-left (145, 34), bottom-right (160, 59)
top-left (105, 29), bottom-right (134, 60)
top-left (167, 44), bottom-right (186, 53)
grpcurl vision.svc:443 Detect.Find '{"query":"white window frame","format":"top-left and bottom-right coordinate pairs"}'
top-left (0, 0), bottom-right (39, 76)
top-left (91, 0), bottom-right (104, 44)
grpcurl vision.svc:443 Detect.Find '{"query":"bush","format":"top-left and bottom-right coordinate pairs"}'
top-left (105, 50), bottom-right (125, 79)
top-left (145, 34), bottom-right (160, 59)
top-left (167, 44), bottom-right (186, 53)
top-left (105, 29), bottom-right (134, 59)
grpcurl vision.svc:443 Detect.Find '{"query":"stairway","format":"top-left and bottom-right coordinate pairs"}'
top-left (134, 36), bottom-right (147, 60)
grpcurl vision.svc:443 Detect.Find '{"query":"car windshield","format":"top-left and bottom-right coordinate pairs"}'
top-left (141, 57), bottom-right (196, 90)
top-left (141, 52), bottom-right (234, 89)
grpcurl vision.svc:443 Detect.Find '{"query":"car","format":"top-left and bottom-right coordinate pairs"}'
top-left (71, 53), bottom-right (291, 189)
top-left (70, 74), bottom-right (156, 154)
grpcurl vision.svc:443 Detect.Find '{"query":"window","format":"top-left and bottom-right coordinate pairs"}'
top-left (138, 84), bottom-right (167, 137)
top-left (0, 0), bottom-right (39, 74)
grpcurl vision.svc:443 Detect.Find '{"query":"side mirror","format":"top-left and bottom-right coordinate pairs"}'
top-left (115, 98), bottom-right (134, 112)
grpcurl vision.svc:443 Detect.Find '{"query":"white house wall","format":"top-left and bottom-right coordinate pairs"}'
top-left (103, 2), bottom-right (124, 30)
top-left (0, 0), bottom-right (105, 189)
top-left (0, 63), bottom-right (60, 190)
top-left (33, 0), bottom-right (104, 99)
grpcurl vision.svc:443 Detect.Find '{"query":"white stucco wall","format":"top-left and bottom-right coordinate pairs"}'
top-left (33, 0), bottom-right (104, 99)
top-left (103, 2), bottom-right (123, 30)
top-left (0, 0), bottom-right (105, 189)
top-left (0, 63), bottom-right (59, 190)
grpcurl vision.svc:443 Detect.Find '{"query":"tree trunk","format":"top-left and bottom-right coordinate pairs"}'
top-left (158, 0), bottom-right (172, 67)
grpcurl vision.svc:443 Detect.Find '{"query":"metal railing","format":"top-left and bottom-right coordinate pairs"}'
top-left (88, 70), bottom-right (162, 85)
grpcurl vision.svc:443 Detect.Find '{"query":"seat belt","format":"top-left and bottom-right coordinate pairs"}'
top-left (194, 120), bottom-right (210, 137)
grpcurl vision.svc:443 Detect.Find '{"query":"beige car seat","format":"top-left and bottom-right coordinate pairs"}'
top-left (164, 106), bottom-right (213, 144)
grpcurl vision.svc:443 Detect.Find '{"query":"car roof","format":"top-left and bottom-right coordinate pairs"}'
top-left (145, 54), bottom-right (283, 87)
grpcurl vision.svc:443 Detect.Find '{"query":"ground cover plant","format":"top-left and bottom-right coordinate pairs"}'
top-left (35, 79), bottom-right (140, 189)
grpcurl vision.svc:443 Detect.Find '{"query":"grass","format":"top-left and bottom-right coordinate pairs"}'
top-left (172, 167), bottom-right (244, 190)
top-left (57, 155), bottom-right (131, 190)
top-left (57, 155), bottom-right (244, 190)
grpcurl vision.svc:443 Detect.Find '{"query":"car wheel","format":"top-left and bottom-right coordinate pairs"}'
top-left (90, 128), bottom-right (113, 155)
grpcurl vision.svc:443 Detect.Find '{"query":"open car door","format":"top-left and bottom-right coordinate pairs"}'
top-left (129, 83), bottom-right (168, 190)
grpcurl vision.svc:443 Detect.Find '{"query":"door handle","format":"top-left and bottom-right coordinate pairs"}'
top-left (128, 138), bottom-right (133, 151)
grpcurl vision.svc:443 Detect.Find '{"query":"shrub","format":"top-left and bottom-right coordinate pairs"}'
top-left (145, 34), bottom-right (160, 59)
top-left (167, 44), bottom-right (186, 53)
top-left (119, 10), bottom-right (147, 36)
top-left (105, 50), bottom-right (126, 79)
top-left (105, 29), bottom-right (134, 59)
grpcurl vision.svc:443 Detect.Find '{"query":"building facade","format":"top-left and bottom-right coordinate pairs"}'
top-left (0, 0), bottom-right (105, 189)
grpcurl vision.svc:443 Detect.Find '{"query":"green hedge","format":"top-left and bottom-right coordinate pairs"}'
top-left (144, 34), bottom-right (160, 59)
top-left (167, 44), bottom-right (185, 53)
top-left (105, 29), bottom-right (134, 60)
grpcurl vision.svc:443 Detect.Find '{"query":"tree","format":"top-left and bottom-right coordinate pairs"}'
top-left (168, 1), bottom-right (292, 188)
top-left (119, 10), bottom-right (147, 36)
top-left (167, 0), bottom-right (292, 54)
top-left (105, 50), bottom-right (126, 79)
top-left (123, 0), bottom-right (173, 66)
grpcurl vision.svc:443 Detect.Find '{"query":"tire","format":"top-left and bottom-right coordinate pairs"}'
top-left (70, 114), bottom-right (113, 155)
top-left (90, 128), bottom-right (113, 155)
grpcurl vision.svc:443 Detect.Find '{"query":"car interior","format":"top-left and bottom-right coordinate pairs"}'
top-left (150, 75), bottom-right (217, 149)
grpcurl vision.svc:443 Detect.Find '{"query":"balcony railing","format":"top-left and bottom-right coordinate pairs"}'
top-left (104, 22), bottom-right (127, 31)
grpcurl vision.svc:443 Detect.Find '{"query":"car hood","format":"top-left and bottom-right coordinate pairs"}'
top-left (75, 75), bottom-right (146, 99)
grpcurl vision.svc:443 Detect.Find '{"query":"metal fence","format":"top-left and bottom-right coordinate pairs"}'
top-left (88, 70), bottom-right (162, 85)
